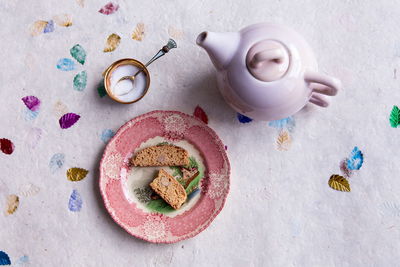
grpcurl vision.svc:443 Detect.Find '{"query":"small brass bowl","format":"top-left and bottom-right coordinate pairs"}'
top-left (103, 58), bottom-right (151, 104)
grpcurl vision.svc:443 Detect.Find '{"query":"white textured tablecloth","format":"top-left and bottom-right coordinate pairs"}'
top-left (1, 0), bottom-right (400, 266)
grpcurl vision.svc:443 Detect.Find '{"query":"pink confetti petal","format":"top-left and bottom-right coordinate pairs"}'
top-left (98, 2), bottom-right (119, 15)
top-left (193, 105), bottom-right (208, 124)
top-left (59, 113), bottom-right (80, 129)
top-left (25, 127), bottom-right (42, 149)
top-left (22, 96), bottom-right (41, 111)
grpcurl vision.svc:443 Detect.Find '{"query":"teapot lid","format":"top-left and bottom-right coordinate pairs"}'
top-left (246, 40), bottom-right (289, 82)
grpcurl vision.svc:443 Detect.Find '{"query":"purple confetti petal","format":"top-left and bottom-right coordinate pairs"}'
top-left (68, 189), bottom-right (82, 212)
top-left (59, 113), bottom-right (80, 129)
top-left (43, 20), bottom-right (55, 33)
top-left (22, 96), bottom-right (41, 111)
top-left (98, 2), bottom-right (119, 15)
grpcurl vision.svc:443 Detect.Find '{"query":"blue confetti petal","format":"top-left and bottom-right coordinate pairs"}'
top-left (43, 20), bottom-right (54, 33)
top-left (100, 129), bottom-right (115, 144)
top-left (237, 113), bottom-right (253, 123)
top-left (23, 108), bottom-right (39, 120)
top-left (49, 153), bottom-right (65, 173)
top-left (68, 189), bottom-right (82, 212)
top-left (268, 116), bottom-right (295, 131)
top-left (56, 58), bottom-right (76, 71)
top-left (347, 146), bottom-right (364, 170)
top-left (0, 251), bottom-right (11, 265)
top-left (16, 255), bottom-right (29, 265)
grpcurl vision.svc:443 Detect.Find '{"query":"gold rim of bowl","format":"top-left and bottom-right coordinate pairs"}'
top-left (103, 58), bottom-right (151, 104)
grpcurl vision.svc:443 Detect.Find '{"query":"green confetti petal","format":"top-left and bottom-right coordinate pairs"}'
top-left (73, 71), bottom-right (87, 91)
top-left (97, 80), bottom-right (107, 97)
top-left (390, 105), bottom-right (400, 128)
top-left (70, 44), bottom-right (86, 65)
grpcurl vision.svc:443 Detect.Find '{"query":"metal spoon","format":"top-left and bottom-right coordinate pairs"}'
top-left (117, 39), bottom-right (177, 85)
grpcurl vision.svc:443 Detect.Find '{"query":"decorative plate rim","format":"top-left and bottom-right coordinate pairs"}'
top-left (99, 110), bottom-right (231, 243)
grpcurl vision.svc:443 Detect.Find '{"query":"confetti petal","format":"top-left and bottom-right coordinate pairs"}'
top-left (380, 202), bottom-right (400, 217)
top-left (268, 116), bottom-right (295, 132)
top-left (22, 96), bottom-right (41, 111)
top-left (339, 158), bottom-right (353, 178)
top-left (29, 20), bottom-right (47, 36)
top-left (59, 113), bottom-right (80, 129)
top-left (25, 127), bottom-right (42, 149)
top-left (276, 130), bottom-right (291, 151)
top-left (168, 26), bottom-right (184, 39)
top-left (67, 167), bottom-right (89, 182)
top-left (131, 23), bottom-right (145, 41)
top-left (0, 138), bottom-right (14, 155)
top-left (193, 105), bottom-right (208, 124)
top-left (98, 2), bottom-right (119, 15)
top-left (23, 109), bottom-right (39, 120)
top-left (70, 44), bottom-right (86, 65)
top-left (53, 14), bottom-right (72, 27)
top-left (56, 58), bottom-right (76, 71)
top-left (100, 129), bottom-right (115, 143)
top-left (328, 174), bottom-right (351, 192)
top-left (49, 153), bottom-right (65, 173)
top-left (237, 113), bottom-right (253, 123)
top-left (0, 251), bottom-right (11, 265)
top-left (16, 255), bottom-right (29, 265)
top-left (5, 194), bottom-right (19, 215)
top-left (73, 71), bottom-right (87, 91)
top-left (389, 105), bottom-right (400, 128)
top-left (68, 189), bottom-right (82, 212)
top-left (19, 183), bottom-right (40, 197)
top-left (103, 33), bottom-right (121, 52)
top-left (43, 20), bottom-right (54, 33)
top-left (97, 81), bottom-right (107, 97)
top-left (347, 146), bottom-right (364, 170)
top-left (76, 0), bottom-right (84, 7)
top-left (53, 101), bottom-right (68, 117)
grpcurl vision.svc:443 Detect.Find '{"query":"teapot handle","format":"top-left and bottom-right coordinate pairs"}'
top-left (304, 71), bottom-right (341, 96)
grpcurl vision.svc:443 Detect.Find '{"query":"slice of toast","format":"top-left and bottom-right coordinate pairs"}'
top-left (149, 169), bottom-right (187, 210)
top-left (132, 144), bottom-right (189, 167)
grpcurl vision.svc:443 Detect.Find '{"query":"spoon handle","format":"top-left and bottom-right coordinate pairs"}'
top-left (137, 39), bottom-right (177, 75)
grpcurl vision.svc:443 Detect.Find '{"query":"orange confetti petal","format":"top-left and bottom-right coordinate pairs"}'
top-left (53, 14), bottom-right (72, 27)
top-left (29, 20), bottom-right (47, 36)
top-left (5, 194), bottom-right (19, 215)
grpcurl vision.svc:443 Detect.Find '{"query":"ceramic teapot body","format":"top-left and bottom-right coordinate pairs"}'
top-left (196, 23), bottom-right (341, 121)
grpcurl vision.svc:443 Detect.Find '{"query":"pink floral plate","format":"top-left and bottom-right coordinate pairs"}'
top-left (99, 110), bottom-right (230, 243)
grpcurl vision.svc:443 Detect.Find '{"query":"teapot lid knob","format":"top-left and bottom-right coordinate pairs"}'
top-left (246, 40), bottom-right (289, 82)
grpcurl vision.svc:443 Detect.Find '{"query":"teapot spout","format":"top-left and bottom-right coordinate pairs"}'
top-left (196, 31), bottom-right (240, 70)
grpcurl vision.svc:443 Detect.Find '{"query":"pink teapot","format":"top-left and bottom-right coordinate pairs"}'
top-left (196, 23), bottom-right (342, 121)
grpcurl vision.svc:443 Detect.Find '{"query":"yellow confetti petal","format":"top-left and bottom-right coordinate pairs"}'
top-left (131, 23), bottom-right (145, 41)
top-left (5, 194), bottom-right (19, 215)
top-left (276, 130), bottom-right (291, 151)
top-left (29, 20), bottom-right (47, 36)
top-left (53, 14), bottom-right (72, 27)
top-left (168, 26), bottom-right (184, 39)
top-left (103, 33), bottom-right (121, 52)
top-left (328, 174), bottom-right (351, 192)
top-left (67, 167), bottom-right (89, 181)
